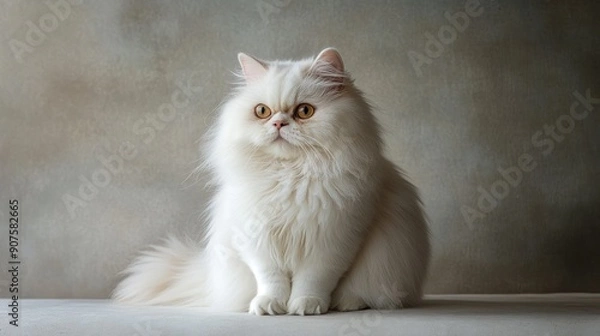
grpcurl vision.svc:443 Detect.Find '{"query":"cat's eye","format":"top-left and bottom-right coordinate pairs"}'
top-left (295, 103), bottom-right (315, 120)
top-left (254, 104), bottom-right (272, 119)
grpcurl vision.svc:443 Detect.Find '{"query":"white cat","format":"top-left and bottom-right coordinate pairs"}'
top-left (113, 48), bottom-right (430, 315)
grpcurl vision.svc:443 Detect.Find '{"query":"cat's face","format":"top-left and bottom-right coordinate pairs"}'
top-left (220, 49), bottom-right (367, 160)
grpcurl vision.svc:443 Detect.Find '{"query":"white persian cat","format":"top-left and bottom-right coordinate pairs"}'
top-left (113, 48), bottom-right (430, 315)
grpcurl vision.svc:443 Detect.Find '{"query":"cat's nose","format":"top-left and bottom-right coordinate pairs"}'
top-left (273, 120), bottom-right (289, 130)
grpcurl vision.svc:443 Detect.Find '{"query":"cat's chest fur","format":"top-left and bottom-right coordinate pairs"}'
top-left (232, 159), bottom-right (363, 265)
top-left (249, 163), bottom-right (340, 227)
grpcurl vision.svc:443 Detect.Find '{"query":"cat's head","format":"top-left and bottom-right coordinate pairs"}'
top-left (216, 48), bottom-right (378, 161)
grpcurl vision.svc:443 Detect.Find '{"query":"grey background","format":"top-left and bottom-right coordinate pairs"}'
top-left (0, 0), bottom-right (598, 299)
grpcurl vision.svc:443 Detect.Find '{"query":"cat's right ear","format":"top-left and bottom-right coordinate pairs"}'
top-left (237, 53), bottom-right (268, 82)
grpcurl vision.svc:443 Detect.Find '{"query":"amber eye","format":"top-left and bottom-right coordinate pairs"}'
top-left (254, 104), bottom-right (272, 119)
top-left (295, 103), bottom-right (315, 119)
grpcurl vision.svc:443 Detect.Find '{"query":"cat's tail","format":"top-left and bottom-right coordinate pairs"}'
top-left (112, 236), bottom-right (208, 306)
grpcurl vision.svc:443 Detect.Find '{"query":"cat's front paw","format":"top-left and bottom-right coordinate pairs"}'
top-left (288, 296), bottom-right (329, 315)
top-left (249, 295), bottom-right (287, 316)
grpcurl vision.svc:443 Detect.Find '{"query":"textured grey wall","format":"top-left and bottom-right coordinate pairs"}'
top-left (0, 0), bottom-right (598, 299)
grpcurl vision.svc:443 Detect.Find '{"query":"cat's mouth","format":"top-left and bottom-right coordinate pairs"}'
top-left (273, 133), bottom-right (288, 143)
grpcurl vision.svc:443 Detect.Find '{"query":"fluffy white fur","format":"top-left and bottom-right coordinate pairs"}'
top-left (113, 48), bottom-right (430, 315)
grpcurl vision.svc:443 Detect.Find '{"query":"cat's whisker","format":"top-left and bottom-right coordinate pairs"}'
top-left (243, 144), bottom-right (265, 168)
top-left (303, 143), bottom-right (327, 169)
top-left (181, 156), bottom-right (210, 189)
top-left (297, 143), bottom-right (318, 168)
top-left (299, 134), bottom-right (339, 173)
top-left (302, 134), bottom-right (336, 160)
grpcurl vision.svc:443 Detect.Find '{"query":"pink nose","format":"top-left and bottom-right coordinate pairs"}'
top-left (273, 120), bottom-right (289, 130)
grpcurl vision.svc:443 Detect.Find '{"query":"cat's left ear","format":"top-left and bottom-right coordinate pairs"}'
top-left (309, 48), bottom-right (346, 86)
top-left (238, 53), bottom-right (268, 82)
top-left (313, 48), bottom-right (344, 72)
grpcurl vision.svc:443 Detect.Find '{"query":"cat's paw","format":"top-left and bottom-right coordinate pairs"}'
top-left (249, 295), bottom-right (287, 316)
top-left (288, 296), bottom-right (329, 315)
